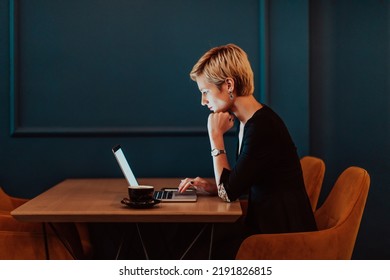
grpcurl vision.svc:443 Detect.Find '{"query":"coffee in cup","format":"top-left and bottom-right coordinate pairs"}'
top-left (128, 185), bottom-right (154, 203)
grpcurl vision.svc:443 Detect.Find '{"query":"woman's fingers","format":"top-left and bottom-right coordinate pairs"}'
top-left (178, 177), bottom-right (208, 193)
top-left (178, 178), bottom-right (194, 193)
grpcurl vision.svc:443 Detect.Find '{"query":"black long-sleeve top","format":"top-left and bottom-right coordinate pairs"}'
top-left (219, 105), bottom-right (317, 234)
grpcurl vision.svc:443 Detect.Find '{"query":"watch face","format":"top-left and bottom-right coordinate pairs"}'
top-left (211, 149), bottom-right (225, 156)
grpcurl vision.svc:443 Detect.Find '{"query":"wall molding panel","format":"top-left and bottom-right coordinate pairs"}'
top-left (9, 0), bottom-right (261, 137)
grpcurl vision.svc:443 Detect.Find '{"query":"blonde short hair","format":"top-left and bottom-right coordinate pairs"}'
top-left (190, 44), bottom-right (254, 96)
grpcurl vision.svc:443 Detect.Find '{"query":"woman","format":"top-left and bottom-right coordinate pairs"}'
top-left (178, 44), bottom-right (317, 258)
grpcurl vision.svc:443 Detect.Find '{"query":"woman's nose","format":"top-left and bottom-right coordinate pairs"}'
top-left (201, 95), bottom-right (208, 106)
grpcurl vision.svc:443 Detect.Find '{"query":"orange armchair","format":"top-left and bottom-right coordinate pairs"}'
top-left (235, 166), bottom-right (370, 259)
top-left (0, 187), bottom-right (92, 259)
top-left (300, 156), bottom-right (326, 211)
top-left (0, 213), bottom-right (76, 259)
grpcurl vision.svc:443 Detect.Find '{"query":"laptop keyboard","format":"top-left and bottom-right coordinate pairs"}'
top-left (154, 190), bottom-right (174, 200)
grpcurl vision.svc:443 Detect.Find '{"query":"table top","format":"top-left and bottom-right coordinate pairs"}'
top-left (11, 178), bottom-right (242, 223)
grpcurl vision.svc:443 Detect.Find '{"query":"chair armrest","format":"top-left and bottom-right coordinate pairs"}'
top-left (0, 213), bottom-right (42, 232)
top-left (236, 229), bottom-right (339, 260)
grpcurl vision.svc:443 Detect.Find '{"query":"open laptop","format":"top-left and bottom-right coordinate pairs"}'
top-left (112, 145), bottom-right (197, 202)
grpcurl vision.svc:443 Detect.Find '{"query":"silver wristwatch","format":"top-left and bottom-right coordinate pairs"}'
top-left (211, 148), bottom-right (226, 157)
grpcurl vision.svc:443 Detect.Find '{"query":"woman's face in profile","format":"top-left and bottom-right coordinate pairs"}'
top-left (196, 74), bottom-right (230, 113)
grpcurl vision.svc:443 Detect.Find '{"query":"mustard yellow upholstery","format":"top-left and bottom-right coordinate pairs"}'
top-left (0, 213), bottom-right (76, 259)
top-left (300, 156), bottom-right (325, 211)
top-left (235, 166), bottom-right (370, 259)
top-left (0, 187), bottom-right (92, 259)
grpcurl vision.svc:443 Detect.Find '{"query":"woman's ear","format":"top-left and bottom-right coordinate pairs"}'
top-left (225, 78), bottom-right (235, 92)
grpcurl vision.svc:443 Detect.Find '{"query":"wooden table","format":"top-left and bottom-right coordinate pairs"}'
top-left (11, 178), bottom-right (242, 259)
top-left (11, 178), bottom-right (242, 223)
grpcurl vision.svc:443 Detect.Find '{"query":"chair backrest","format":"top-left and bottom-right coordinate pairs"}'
top-left (314, 166), bottom-right (370, 259)
top-left (0, 187), bottom-right (28, 212)
top-left (300, 156), bottom-right (325, 211)
top-left (0, 187), bottom-right (14, 212)
top-left (315, 166), bottom-right (370, 230)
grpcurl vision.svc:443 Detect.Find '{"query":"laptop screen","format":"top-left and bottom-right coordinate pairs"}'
top-left (112, 145), bottom-right (139, 187)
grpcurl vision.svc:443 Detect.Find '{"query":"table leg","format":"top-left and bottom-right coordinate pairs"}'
top-left (120, 223), bottom-right (216, 260)
top-left (47, 223), bottom-right (78, 260)
top-left (42, 223), bottom-right (50, 260)
top-left (208, 223), bottom-right (214, 259)
top-left (115, 230), bottom-right (127, 260)
top-left (179, 224), bottom-right (209, 260)
top-left (136, 223), bottom-right (149, 260)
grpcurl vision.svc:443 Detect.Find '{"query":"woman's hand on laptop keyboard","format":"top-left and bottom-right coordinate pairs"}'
top-left (178, 177), bottom-right (217, 195)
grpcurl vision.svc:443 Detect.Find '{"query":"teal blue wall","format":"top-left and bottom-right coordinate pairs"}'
top-left (1, 0), bottom-right (260, 196)
top-left (267, 0), bottom-right (310, 156)
top-left (309, 0), bottom-right (390, 260)
top-left (1, 0), bottom-right (389, 259)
